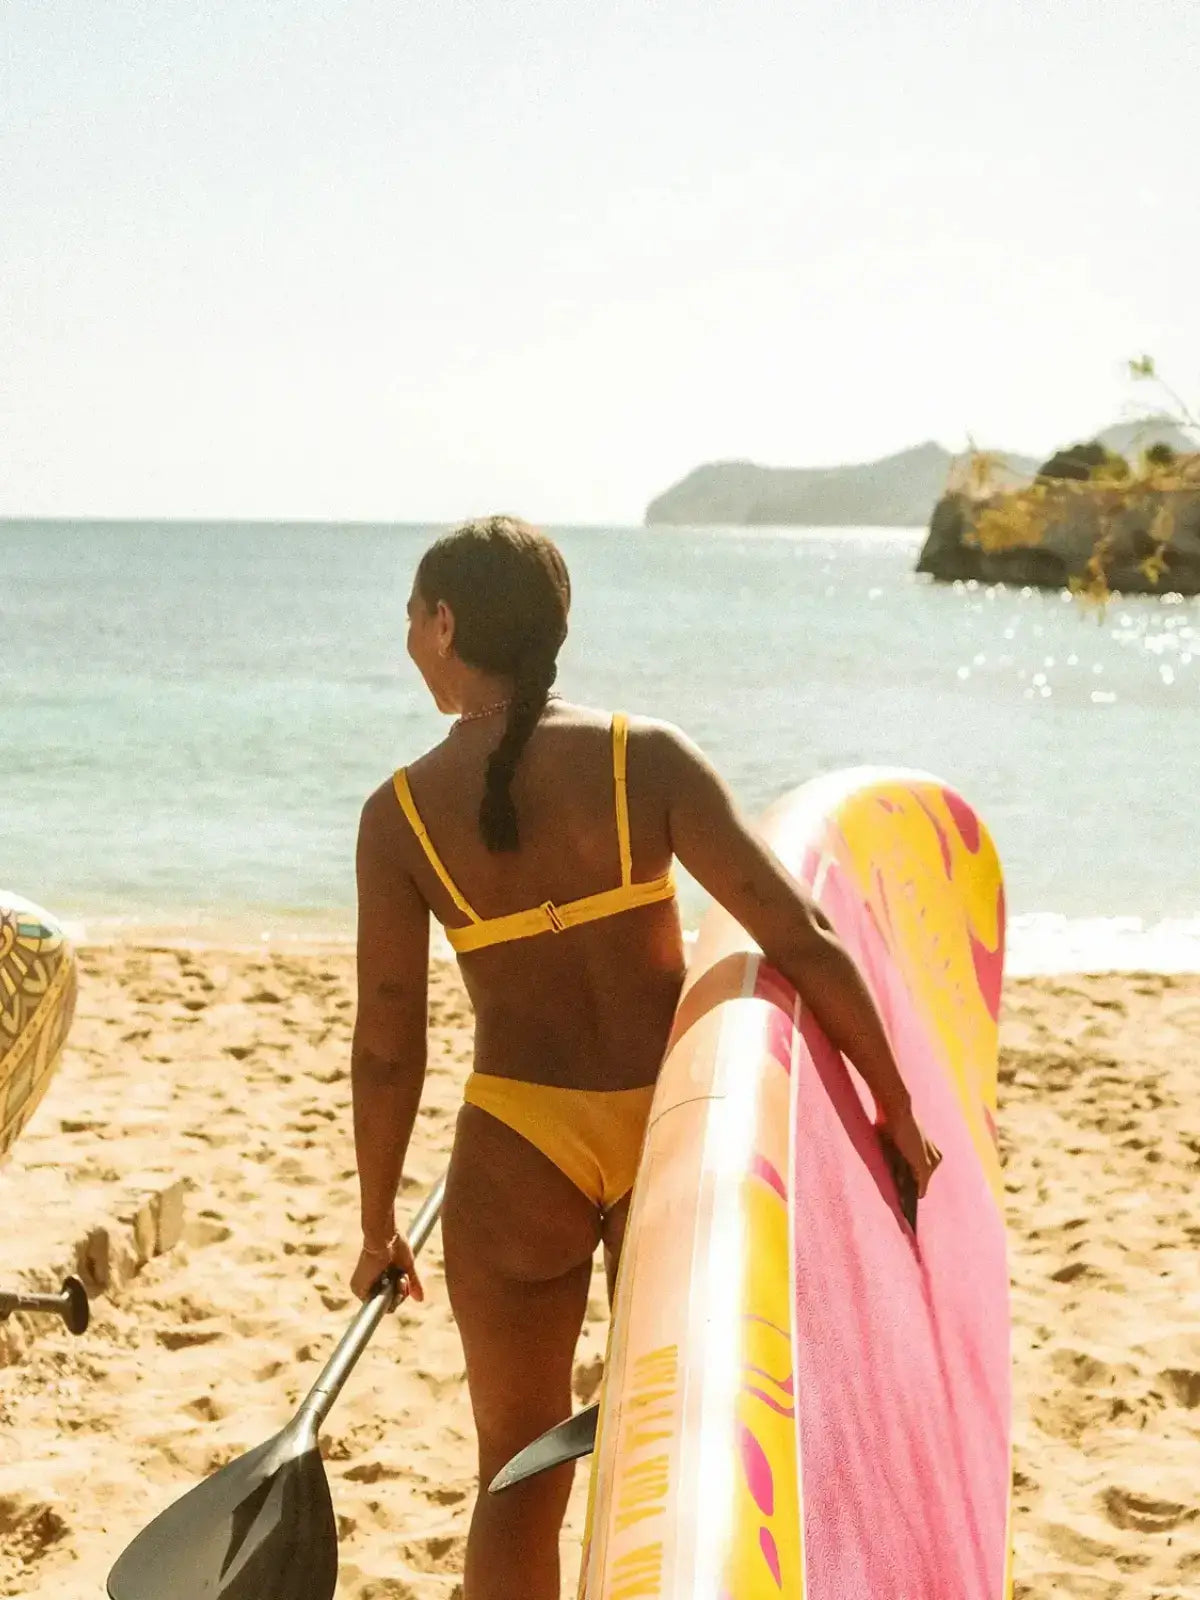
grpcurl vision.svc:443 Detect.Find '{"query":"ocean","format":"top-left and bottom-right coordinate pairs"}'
top-left (3, 519), bottom-right (1198, 972)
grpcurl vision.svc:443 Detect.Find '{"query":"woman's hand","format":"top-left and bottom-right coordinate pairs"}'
top-left (350, 1233), bottom-right (425, 1306)
top-left (881, 1104), bottom-right (942, 1198)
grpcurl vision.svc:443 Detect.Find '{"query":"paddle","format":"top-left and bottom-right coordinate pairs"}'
top-left (0, 1274), bottom-right (90, 1336)
top-left (489, 1402), bottom-right (599, 1493)
top-left (106, 1174), bottom-right (445, 1600)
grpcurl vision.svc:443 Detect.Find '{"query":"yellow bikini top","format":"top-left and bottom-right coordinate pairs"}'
top-left (392, 712), bottom-right (676, 954)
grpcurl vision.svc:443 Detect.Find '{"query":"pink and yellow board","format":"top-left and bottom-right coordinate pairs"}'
top-left (578, 768), bottom-right (1011, 1599)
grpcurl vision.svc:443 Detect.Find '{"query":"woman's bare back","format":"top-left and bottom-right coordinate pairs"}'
top-left (388, 701), bottom-right (687, 1091)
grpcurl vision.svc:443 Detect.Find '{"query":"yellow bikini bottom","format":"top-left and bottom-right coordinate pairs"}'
top-left (462, 1072), bottom-right (657, 1213)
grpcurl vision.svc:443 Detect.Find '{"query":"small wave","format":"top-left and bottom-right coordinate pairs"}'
top-left (679, 917), bottom-right (1200, 976)
top-left (1006, 914), bottom-right (1200, 976)
top-left (63, 909), bottom-right (355, 949)
top-left (58, 908), bottom-right (1200, 976)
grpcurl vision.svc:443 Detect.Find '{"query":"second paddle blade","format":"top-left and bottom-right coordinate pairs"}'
top-left (106, 1428), bottom-right (337, 1600)
top-left (489, 1402), bottom-right (600, 1493)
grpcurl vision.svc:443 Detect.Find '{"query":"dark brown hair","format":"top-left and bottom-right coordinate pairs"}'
top-left (416, 516), bottom-right (571, 851)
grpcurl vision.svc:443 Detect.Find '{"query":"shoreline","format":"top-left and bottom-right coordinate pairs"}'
top-left (54, 913), bottom-right (1200, 977)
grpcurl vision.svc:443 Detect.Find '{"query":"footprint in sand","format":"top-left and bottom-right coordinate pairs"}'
top-left (183, 1218), bottom-right (233, 1246)
top-left (342, 1460), bottom-right (403, 1485)
top-left (157, 1325), bottom-right (224, 1350)
top-left (398, 1527), bottom-right (466, 1573)
top-left (1159, 1368), bottom-right (1200, 1409)
top-left (423, 1483), bottom-right (468, 1506)
top-left (414, 1367), bottom-right (467, 1402)
top-left (1102, 1485), bottom-right (1198, 1534)
top-left (0, 1494), bottom-right (71, 1563)
top-left (1050, 1260), bottom-right (1104, 1286)
top-left (339, 1565), bottom-right (448, 1598)
top-left (282, 1239), bottom-right (333, 1258)
top-left (322, 1421), bottom-right (389, 1462)
top-left (1041, 1520), bottom-right (1118, 1567)
top-left (182, 1392), bottom-right (228, 1422)
top-left (572, 1354), bottom-right (604, 1405)
top-left (300, 1102), bottom-right (337, 1122)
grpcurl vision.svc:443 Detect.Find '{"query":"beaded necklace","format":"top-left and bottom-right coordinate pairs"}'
top-left (451, 691), bottom-right (559, 731)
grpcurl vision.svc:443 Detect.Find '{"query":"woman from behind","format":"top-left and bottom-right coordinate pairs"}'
top-left (349, 516), bottom-right (940, 1600)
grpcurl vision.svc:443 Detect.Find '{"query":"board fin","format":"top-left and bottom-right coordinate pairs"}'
top-left (488, 1403), bottom-right (599, 1493)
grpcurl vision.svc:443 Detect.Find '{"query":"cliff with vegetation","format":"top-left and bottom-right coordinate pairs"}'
top-left (918, 424), bottom-right (1200, 596)
top-left (644, 443), bottom-right (1038, 528)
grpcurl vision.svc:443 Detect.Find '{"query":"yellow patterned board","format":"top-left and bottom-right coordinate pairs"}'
top-left (0, 894), bottom-right (78, 1163)
top-left (578, 768), bottom-right (1011, 1599)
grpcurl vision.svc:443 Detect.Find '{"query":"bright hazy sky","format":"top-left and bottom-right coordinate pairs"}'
top-left (3, 1), bottom-right (1197, 523)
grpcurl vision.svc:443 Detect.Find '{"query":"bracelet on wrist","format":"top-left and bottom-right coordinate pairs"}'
top-left (362, 1231), bottom-right (400, 1258)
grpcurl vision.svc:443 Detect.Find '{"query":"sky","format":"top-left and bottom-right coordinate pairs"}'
top-left (3, 0), bottom-right (1198, 524)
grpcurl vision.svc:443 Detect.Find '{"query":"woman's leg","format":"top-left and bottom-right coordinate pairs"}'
top-left (443, 1102), bottom-right (602, 1600)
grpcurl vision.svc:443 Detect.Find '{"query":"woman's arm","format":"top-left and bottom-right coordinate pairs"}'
top-left (655, 723), bottom-right (941, 1192)
top-left (349, 782), bottom-right (431, 1298)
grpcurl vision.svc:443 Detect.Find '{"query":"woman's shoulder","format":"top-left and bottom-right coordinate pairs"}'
top-left (385, 728), bottom-right (455, 787)
top-left (620, 710), bottom-right (700, 768)
top-left (557, 706), bottom-right (705, 800)
top-left (359, 732), bottom-right (450, 832)
top-left (552, 701), bottom-right (687, 742)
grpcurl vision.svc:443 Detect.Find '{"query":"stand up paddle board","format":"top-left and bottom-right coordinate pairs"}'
top-left (1, 893), bottom-right (78, 1163)
top-left (577, 768), bottom-right (1012, 1599)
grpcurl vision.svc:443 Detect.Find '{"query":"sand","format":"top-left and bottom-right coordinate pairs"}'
top-left (1, 948), bottom-right (1197, 1600)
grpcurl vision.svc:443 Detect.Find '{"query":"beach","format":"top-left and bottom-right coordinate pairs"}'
top-left (0, 946), bottom-right (1196, 1598)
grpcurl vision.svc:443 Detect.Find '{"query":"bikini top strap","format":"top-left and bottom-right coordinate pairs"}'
top-left (612, 712), bottom-right (632, 887)
top-left (392, 769), bottom-right (482, 925)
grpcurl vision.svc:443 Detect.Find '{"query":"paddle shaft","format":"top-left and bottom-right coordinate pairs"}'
top-left (295, 1173), bottom-right (445, 1430)
top-left (0, 1290), bottom-right (59, 1318)
top-left (0, 1275), bottom-right (90, 1335)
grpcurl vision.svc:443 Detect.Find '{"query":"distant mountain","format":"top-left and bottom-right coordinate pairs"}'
top-left (644, 442), bottom-right (1040, 528)
top-left (644, 418), bottom-right (1198, 529)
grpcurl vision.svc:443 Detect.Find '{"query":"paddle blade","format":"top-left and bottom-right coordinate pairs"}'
top-left (489, 1403), bottom-right (599, 1494)
top-left (106, 1430), bottom-right (337, 1600)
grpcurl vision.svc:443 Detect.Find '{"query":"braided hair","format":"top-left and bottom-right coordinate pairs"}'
top-left (415, 516), bottom-right (571, 852)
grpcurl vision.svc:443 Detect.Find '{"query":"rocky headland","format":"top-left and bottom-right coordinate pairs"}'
top-left (917, 481), bottom-right (1200, 595)
top-left (918, 423), bottom-right (1200, 596)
